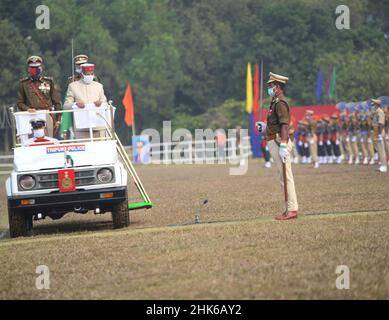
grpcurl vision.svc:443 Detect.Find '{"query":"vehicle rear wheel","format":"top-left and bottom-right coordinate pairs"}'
top-left (8, 208), bottom-right (33, 238)
top-left (112, 199), bottom-right (129, 229)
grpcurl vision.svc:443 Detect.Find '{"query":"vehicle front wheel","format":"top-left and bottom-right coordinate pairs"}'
top-left (112, 199), bottom-right (129, 229)
top-left (8, 208), bottom-right (33, 238)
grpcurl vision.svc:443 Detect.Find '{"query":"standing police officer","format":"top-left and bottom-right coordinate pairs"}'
top-left (256, 72), bottom-right (298, 220)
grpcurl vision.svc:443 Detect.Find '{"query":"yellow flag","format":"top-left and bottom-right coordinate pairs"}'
top-left (246, 63), bottom-right (253, 113)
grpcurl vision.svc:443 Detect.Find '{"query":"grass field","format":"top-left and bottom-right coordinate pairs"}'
top-left (1, 161), bottom-right (389, 299)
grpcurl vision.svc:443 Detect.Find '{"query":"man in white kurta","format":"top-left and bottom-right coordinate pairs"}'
top-left (64, 63), bottom-right (107, 139)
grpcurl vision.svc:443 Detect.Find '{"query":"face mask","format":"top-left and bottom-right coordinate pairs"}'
top-left (33, 129), bottom-right (45, 138)
top-left (29, 67), bottom-right (42, 79)
top-left (75, 66), bottom-right (82, 74)
top-left (82, 74), bottom-right (94, 84)
top-left (268, 87), bottom-right (276, 97)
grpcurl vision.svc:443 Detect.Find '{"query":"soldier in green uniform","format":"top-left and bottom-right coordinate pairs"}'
top-left (17, 56), bottom-right (62, 140)
top-left (256, 72), bottom-right (298, 220)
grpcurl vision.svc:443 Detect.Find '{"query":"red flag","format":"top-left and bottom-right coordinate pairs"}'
top-left (122, 83), bottom-right (135, 127)
top-left (253, 64), bottom-right (259, 117)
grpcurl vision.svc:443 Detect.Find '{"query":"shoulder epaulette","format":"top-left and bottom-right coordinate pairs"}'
top-left (43, 76), bottom-right (53, 81)
top-left (277, 96), bottom-right (288, 104)
top-left (19, 77), bottom-right (30, 82)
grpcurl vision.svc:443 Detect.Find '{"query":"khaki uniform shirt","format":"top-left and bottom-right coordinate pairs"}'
top-left (306, 119), bottom-right (317, 136)
top-left (64, 80), bottom-right (107, 110)
top-left (17, 76), bottom-right (61, 112)
top-left (372, 108), bottom-right (385, 127)
top-left (265, 95), bottom-right (290, 136)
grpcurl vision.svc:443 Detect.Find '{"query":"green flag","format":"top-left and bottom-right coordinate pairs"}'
top-left (60, 112), bottom-right (72, 135)
top-left (328, 66), bottom-right (336, 99)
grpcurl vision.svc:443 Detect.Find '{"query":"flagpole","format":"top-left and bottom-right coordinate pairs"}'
top-left (259, 59), bottom-right (264, 121)
top-left (132, 122), bottom-right (136, 137)
top-left (71, 38), bottom-right (74, 80)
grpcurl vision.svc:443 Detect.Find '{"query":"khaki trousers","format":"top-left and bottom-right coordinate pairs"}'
top-left (358, 134), bottom-right (368, 159)
top-left (366, 138), bottom-right (375, 160)
top-left (308, 134), bottom-right (318, 162)
top-left (268, 140), bottom-right (298, 212)
top-left (385, 135), bottom-right (389, 159)
top-left (45, 114), bottom-right (54, 137)
top-left (350, 136), bottom-right (359, 158)
top-left (341, 135), bottom-right (351, 159)
top-left (375, 138), bottom-right (387, 165)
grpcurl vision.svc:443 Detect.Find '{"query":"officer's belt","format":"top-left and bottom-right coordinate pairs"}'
top-left (266, 133), bottom-right (294, 143)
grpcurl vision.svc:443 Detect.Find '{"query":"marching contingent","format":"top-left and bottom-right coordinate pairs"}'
top-left (268, 102), bottom-right (389, 172)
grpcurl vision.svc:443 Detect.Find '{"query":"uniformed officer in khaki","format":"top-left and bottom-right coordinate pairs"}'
top-left (64, 63), bottom-right (107, 139)
top-left (17, 56), bottom-right (62, 139)
top-left (340, 112), bottom-right (351, 163)
top-left (68, 54), bottom-right (101, 84)
top-left (371, 99), bottom-right (387, 172)
top-left (348, 113), bottom-right (360, 164)
top-left (366, 110), bottom-right (376, 165)
top-left (256, 72), bottom-right (298, 220)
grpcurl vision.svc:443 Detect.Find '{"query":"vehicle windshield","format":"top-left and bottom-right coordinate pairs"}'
top-left (10, 103), bottom-right (116, 148)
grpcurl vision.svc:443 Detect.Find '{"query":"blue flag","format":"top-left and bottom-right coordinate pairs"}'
top-left (316, 69), bottom-right (323, 103)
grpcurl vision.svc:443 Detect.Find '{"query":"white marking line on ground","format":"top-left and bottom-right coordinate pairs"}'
top-left (0, 210), bottom-right (387, 248)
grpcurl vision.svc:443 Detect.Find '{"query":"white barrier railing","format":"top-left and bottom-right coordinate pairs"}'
top-left (126, 136), bottom-right (252, 164)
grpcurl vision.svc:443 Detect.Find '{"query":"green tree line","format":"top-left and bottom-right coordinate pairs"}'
top-left (0, 0), bottom-right (388, 142)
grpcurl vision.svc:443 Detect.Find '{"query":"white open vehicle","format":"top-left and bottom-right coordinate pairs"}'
top-left (5, 103), bottom-right (153, 238)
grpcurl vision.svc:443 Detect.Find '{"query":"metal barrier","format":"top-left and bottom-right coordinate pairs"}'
top-left (143, 136), bottom-right (252, 164)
